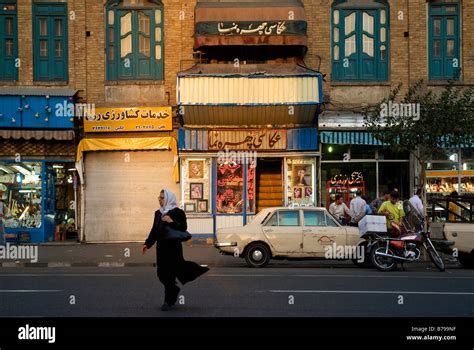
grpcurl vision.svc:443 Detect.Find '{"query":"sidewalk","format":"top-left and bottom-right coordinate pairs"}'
top-left (0, 241), bottom-right (236, 268)
top-left (0, 241), bottom-right (460, 268)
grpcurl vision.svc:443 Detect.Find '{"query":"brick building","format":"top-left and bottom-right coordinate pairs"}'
top-left (0, 0), bottom-right (472, 242)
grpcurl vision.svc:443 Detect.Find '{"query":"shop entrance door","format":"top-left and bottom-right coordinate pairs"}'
top-left (256, 159), bottom-right (283, 213)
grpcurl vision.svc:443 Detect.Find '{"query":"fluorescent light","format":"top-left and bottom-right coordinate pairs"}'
top-left (68, 168), bottom-right (76, 172)
top-left (18, 206), bottom-right (30, 221)
top-left (19, 190), bottom-right (36, 193)
top-left (12, 165), bottom-right (31, 176)
top-left (0, 166), bottom-right (13, 174)
top-left (53, 165), bottom-right (64, 169)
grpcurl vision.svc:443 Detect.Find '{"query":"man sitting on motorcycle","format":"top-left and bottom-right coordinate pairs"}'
top-left (378, 191), bottom-right (406, 237)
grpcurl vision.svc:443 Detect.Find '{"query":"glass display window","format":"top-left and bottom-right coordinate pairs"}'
top-left (247, 160), bottom-right (256, 214)
top-left (286, 158), bottom-right (316, 206)
top-left (216, 160), bottom-right (244, 214)
top-left (181, 158), bottom-right (212, 214)
top-left (0, 161), bottom-right (43, 229)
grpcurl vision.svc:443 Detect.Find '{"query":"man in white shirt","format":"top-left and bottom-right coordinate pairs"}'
top-left (329, 194), bottom-right (352, 224)
top-left (350, 190), bottom-right (367, 226)
top-left (409, 189), bottom-right (424, 215)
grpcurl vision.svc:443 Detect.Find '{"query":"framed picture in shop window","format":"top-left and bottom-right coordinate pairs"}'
top-left (184, 202), bottom-right (196, 213)
top-left (188, 160), bottom-right (204, 179)
top-left (197, 199), bottom-right (208, 213)
top-left (190, 182), bottom-right (203, 199)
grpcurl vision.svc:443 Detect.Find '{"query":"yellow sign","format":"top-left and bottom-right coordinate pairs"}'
top-left (84, 107), bottom-right (172, 132)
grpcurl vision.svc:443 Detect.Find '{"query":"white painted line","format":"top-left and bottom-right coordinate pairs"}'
top-left (268, 290), bottom-right (474, 296)
top-left (0, 290), bottom-right (63, 293)
top-left (0, 274), bottom-right (132, 277)
top-left (47, 262), bottom-right (71, 267)
top-left (98, 262), bottom-right (125, 267)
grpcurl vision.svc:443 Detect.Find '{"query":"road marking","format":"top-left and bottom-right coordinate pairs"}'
top-left (0, 290), bottom-right (63, 293)
top-left (268, 290), bottom-right (474, 295)
top-left (0, 274), bottom-right (132, 277)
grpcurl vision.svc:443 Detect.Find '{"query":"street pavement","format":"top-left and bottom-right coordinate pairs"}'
top-left (0, 265), bottom-right (473, 317)
top-left (1, 244), bottom-right (473, 345)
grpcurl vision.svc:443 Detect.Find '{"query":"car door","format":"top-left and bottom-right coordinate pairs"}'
top-left (302, 209), bottom-right (347, 254)
top-left (262, 210), bottom-right (303, 254)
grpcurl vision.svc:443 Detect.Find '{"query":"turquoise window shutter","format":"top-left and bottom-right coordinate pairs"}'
top-left (0, 1), bottom-right (18, 80)
top-left (429, 4), bottom-right (460, 80)
top-left (106, 2), bottom-right (164, 81)
top-left (332, 1), bottom-right (388, 82)
top-left (33, 3), bottom-right (68, 81)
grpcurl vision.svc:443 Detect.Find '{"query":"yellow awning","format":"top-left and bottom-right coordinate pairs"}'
top-left (76, 137), bottom-right (179, 182)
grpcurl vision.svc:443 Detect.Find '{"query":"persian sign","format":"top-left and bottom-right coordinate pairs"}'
top-left (209, 130), bottom-right (286, 150)
top-left (195, 21), bottom-right (307, 37)
top-left (84, 107), bottom-right (172, 132)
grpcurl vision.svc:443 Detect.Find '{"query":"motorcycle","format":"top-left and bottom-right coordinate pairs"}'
top-left (369, 200), bottom-right (445, 272)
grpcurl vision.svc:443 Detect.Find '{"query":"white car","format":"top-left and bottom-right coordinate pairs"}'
top-left (214, 207), bottom-right (367, 267)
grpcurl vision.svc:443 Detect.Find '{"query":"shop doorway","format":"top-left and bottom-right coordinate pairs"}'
top-left (256, 158), bottom-right (283, 212)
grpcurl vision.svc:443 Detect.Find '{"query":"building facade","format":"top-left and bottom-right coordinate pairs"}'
top-left (0, 0), bottom-right (472, 242)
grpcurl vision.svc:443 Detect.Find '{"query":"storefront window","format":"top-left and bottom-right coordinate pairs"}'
top-left (322, 162), bottom-right (376, 208)
top-left (181, 158), bottom-right (211, 214)
top-left (247, 161), bottom-right (256, 214)
top-left (378, 148), bottom-right (410, 160)
top-left (216, 161), bottom-right (244, 214)
top-left (286, 158), bottom-right (316, 206)
top-left (0, 162), bottom-right (43, 228)
top-left (351, 145), bottom-right (375, 159)
top-left (321, 144), bottom-right (348, 161)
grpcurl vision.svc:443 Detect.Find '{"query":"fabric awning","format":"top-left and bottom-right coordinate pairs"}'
top-left (194, 0), bottom-right (307, 49)
top-left (0, 129), bottom-right (75, 140)
top-left (320, 131), bottom-right (385, 146)
top-left (75, 137), bottom-right (179, 182)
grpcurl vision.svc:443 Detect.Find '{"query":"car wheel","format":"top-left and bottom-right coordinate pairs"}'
top-left (244, 243), bottom-right (271, 268)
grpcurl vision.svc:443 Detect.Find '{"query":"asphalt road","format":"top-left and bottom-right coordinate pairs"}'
top-left (0, 265), bottom-right (473, 318)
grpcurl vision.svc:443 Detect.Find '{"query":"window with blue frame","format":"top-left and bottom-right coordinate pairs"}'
top-left (106, 0), bottom-right (164, 81)
top-left (33, 2), bottom-right (68, 81)
top-left (331, 0), bottom-right (389, 81)
top-left (0, 1), bottom-right (17, 80)
top-left (429, 1), bottom-right (460, 80)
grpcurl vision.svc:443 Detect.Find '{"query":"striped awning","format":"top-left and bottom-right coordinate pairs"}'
top-left (194, 0), bottom-right (307, 49)
top-left (320, 131), bottom-right (385, 146)
top-left (0, 129), bottom-right (75, 140)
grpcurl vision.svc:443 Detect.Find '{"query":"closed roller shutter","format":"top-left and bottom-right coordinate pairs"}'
top-left (84, 150), bottom-right (178, 242)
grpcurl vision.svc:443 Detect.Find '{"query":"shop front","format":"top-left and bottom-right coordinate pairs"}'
top-left (426, 148), bottom-right (474, 195)
top-left (178, 128), bottom-right (318, 236)
top-left (0, 160), bottom-right (76, 243)
top-left (320, 131), bottom-right (410, 208)
top-left (0, 87), bottom-right (78, 243)
top-left (78, 106), bottom-right (178, 242)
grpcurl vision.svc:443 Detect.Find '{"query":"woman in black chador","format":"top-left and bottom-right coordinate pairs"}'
top-left (142, 189), bottom-right (209, 311)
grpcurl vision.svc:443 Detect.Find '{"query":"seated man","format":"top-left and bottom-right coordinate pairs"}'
top-left (329, 194), bottom-right (352, 225)
top-left (378, 191), bottom-right (405, 237)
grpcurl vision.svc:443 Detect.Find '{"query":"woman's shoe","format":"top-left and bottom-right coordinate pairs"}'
top-left (161, 303), bottom-right (173, 311)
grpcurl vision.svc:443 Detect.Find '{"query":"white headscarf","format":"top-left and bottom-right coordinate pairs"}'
top-left (159, 189), bottom-right (178, 215)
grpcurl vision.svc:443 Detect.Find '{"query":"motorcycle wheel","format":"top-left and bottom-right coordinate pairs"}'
top-left (424, 239), bottom-right (445, 272)
top-left (370, 243), bottom-right (397, 272)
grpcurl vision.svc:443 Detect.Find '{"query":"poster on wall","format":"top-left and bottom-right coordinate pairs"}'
top-left (287, 158), bottom-right (315, 206)
top-left (216, 162), bottom-right (244, 214)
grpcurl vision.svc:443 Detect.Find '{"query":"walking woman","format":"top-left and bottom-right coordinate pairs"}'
top-left (142, 189), bottom-right (209, 311)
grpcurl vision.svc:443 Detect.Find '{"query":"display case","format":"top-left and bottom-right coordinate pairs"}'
top-left (0, 160), bottom-right (75, 243)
